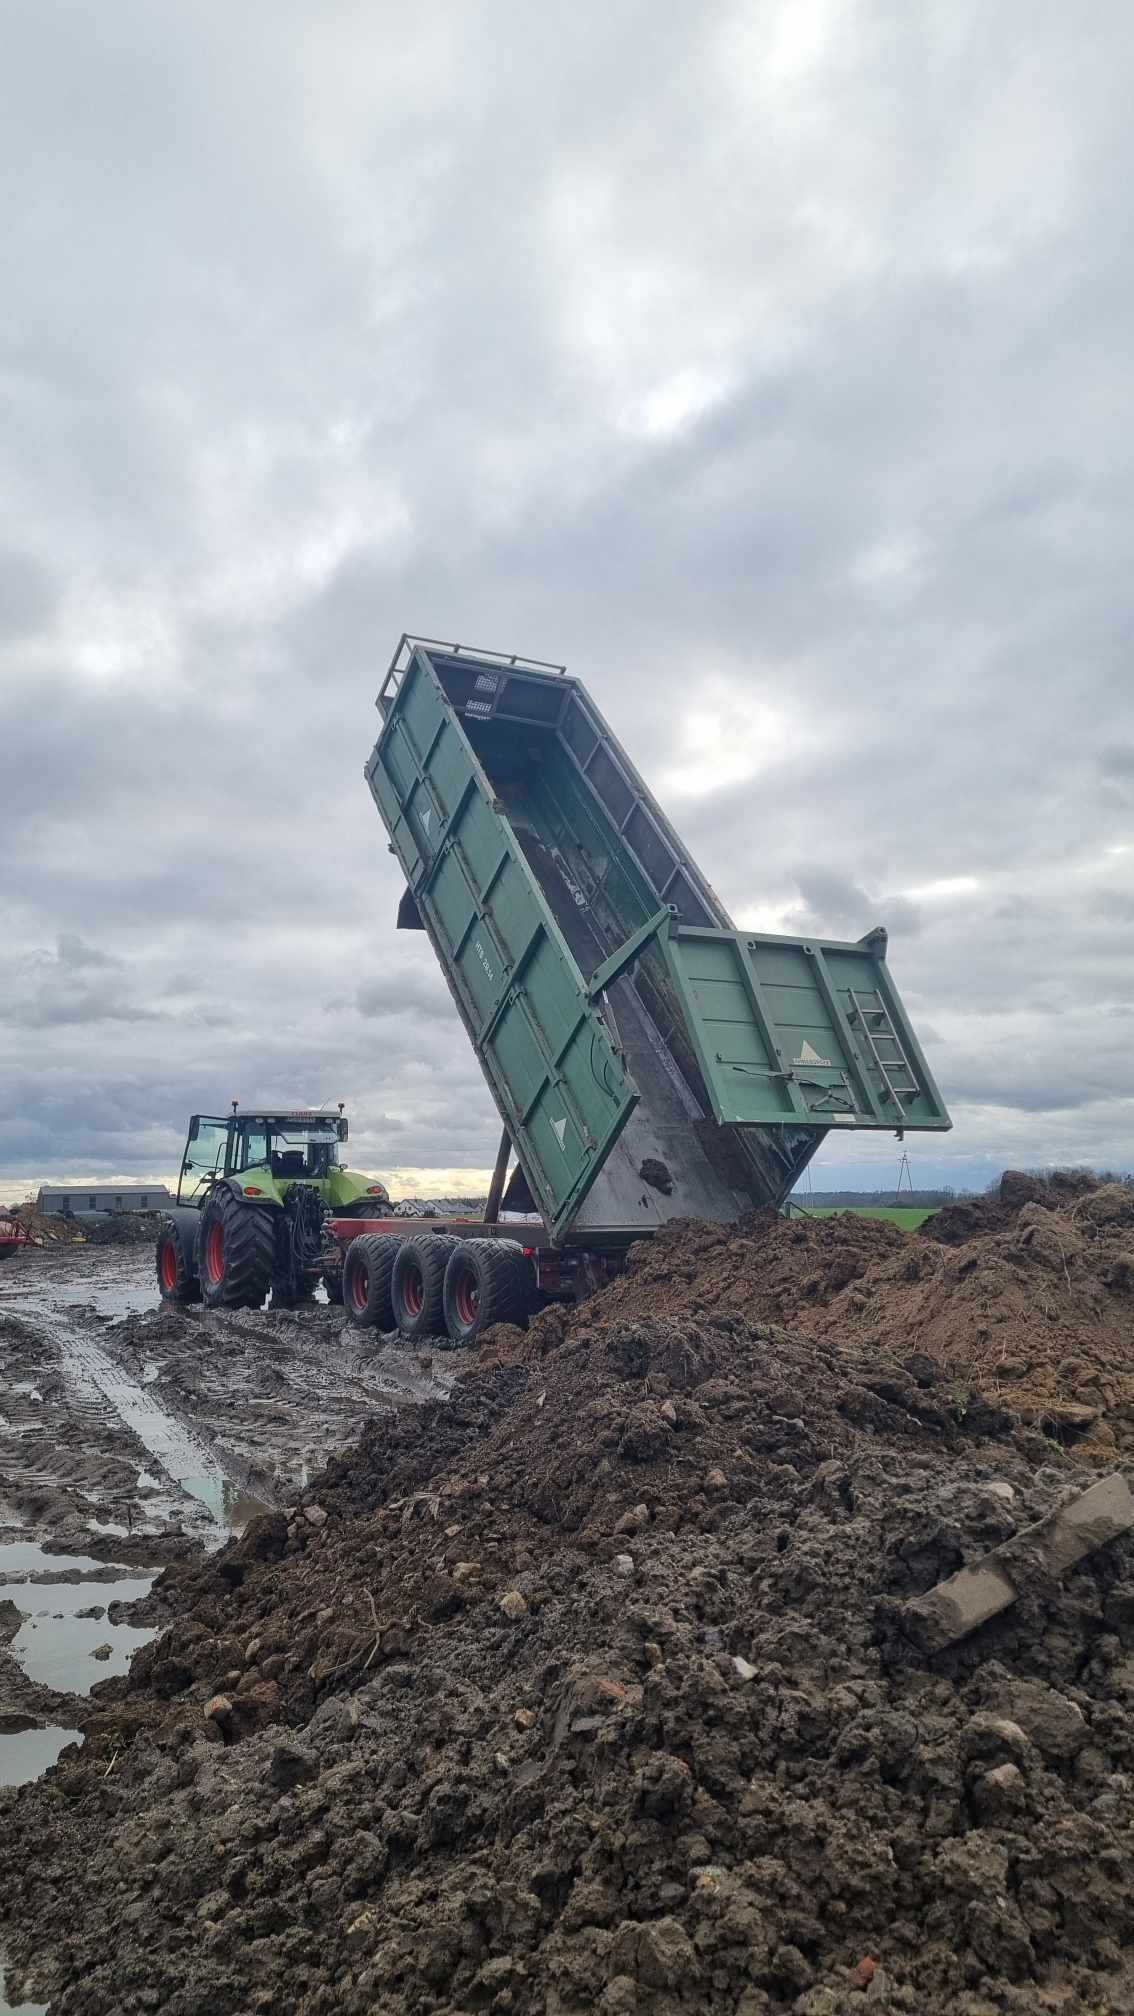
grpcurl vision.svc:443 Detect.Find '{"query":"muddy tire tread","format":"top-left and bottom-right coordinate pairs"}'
top-left (200, 1188), bottom-right (275, 1311)
top-left (441, 1238), bottom-right (533, 1345)
top-left (343, 1235), bottom-right (401, 1329)
top-left (391, 1234), bottom-right (461, 1340)
top-left (155, 1216), bottom-right (202, 1306)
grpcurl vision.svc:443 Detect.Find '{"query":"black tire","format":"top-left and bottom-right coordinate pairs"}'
top-left (442, 1238), bottom-right (534, 1345)
top-left (198, 1186), bottom-right (275, 1311)
top-left (342, 1235), bottom-right (401, 1329)
top-left (391, 1234), bottom-right (461, 1340)
top-left (155, 1216), bottom-right (201, 1306)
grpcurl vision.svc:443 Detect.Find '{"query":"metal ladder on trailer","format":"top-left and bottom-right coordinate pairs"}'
top-left (848, 990), bottom-right (920, 1114)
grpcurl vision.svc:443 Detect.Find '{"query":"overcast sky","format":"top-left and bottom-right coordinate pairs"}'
top-left (1, 0), bottom-right (1132, 1203)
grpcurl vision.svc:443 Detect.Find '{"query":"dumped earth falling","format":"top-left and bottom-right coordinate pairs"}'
top-left (5, 1173), bottom-right (1134, 2013)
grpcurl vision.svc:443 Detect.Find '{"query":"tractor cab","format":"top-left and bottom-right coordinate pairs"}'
top-left (176, 1109), bottom-right (349, 1206)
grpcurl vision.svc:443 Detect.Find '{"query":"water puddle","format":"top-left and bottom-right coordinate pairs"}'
top-left (0, 1545), bottom-right (155, 1693)
top-left (0, 1726), bottom-right (79, 1787)
top-left (180, 1475), bottom-right (269, 1528)
top-left (11, 1593), bottom-right (155, 1692)
top-left (2, 1268), bottom-right (152, 1324)
top-left (0, 1544), bottom-right (108, 1578)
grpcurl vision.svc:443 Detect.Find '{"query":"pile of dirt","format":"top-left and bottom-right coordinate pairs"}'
top-left (82, 1209), bottom-right (164, 1246)
top-left (493, 1175), bottom-right (1134, 1465)
top-left (4, 1179), bottom-right (1134, 2014)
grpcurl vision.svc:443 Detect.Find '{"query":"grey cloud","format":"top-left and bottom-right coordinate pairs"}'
top-left (57, 934), bottom-right (118, 971)
top-left (355, 971), bottom-right (454, 1022)
top-left (0, 549), bottom-right (59, 640)
top-left (786, 870), bottom-right (921, 942)
top-left (2, 0), bottom-right (1134, 1199)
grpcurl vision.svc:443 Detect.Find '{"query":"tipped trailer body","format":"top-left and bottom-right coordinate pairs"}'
top-left (329, 635), bottom-right (950, 1342)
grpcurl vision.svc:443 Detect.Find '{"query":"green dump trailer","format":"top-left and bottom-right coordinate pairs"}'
top-left (356, 635), bottom-right (949, 1273)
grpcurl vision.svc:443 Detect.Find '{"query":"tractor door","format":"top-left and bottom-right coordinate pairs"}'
top-left (178, 1116), bottom-right (233, 1205)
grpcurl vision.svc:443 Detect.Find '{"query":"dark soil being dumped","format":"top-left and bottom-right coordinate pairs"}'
top-left (5, 1177), bottom-right (1134, 2014)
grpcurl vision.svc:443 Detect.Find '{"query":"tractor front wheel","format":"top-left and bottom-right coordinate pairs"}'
top-left (155, 1217), bottom-right (201, 1306)
top-left (198, 1187), bottom-right (275, 1311)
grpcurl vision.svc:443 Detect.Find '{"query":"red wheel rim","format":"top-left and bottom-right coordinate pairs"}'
top-left (204, 1221), bottom-right (224, 1284)
top-left (350, 1261), bottom-right (370, 1312)
top-left (158, 1240), bottom-right (178, 1291)
top-left (454, 1267), bottom-right (479, 1326)
top-left (401, 1264), bottom-right (423, 1318)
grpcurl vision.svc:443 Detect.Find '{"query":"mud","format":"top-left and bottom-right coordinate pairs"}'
top-left (0, 1243), bottom-right (457, 1551)
top-left (0, 1239), bottom-right (461, 1862)
top-left (3, 1183), bottom-right (1134, 2010)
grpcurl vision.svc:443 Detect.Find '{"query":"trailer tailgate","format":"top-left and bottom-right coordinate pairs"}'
top-left (662, 925), bottom-right (950, 1131)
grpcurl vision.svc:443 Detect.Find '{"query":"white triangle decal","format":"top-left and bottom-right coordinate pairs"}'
top-left (421, 806), bottom-right (433, 833)
top-left (551, 1116), bottom-right (568, 1151)
top-left (798, 1041), bottom-right (824, 1064)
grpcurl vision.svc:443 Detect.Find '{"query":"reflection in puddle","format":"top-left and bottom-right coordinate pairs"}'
top-left (0, 1550), bottom-right (155, 1694)
top-left (0, 1544), bottom-right (107, 1578)
top-left (0, 1726), bottom-right (79, 1787)
top-left (11, 1601), bottom-right (156, 1692)
top-left (9, 1572), bottom-right (155, 1694)
top-left (181, 1474), bottom-right (267, 1529)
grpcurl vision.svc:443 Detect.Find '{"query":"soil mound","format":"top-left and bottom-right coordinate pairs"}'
top-left (4, 1180), bottom-right (1134, 2014)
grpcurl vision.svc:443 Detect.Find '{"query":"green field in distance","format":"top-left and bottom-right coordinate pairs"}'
top-left (794, 1204), bottom-right (938, 1230)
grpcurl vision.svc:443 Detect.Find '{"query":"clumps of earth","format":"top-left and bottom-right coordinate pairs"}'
top-left (4, 1175), bottom-right (1134, 2014)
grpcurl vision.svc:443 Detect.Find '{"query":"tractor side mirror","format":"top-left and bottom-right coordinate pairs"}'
top-left (187, 1118), bottom-right (200, 1142)
top-left (337, 1119), bottom-right (349, 1141)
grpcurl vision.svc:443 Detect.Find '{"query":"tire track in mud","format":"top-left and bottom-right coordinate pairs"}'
top-left (1, 1247), bottom-right (461, 1553)
top-left (0, 1303), bottom-right (238, 1546)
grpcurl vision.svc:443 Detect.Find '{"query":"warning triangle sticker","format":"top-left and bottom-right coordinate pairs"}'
top-left (797, 1040), bottom-right (824, 1064)
top-left (551, 1116), bottom-right (568, 1150)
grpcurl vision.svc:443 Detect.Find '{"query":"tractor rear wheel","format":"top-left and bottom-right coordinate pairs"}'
top-left (198, 1187), bottom-right (275, 1311)
top-left (391, 1234), bottom-right (460, 1340)
top-left (342, 1235), bottom-right (400, 1329)
top-left (442, 1238), bottom-right (534, 1345)
top-left (155, 1217), bottom-right (201, 1306)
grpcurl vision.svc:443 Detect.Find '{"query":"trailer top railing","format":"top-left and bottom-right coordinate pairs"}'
top-left (379, 634), bottom-right (568, 717)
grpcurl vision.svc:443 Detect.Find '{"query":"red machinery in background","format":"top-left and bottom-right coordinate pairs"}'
top-left (0, 1211), bottom-right (30, 1260)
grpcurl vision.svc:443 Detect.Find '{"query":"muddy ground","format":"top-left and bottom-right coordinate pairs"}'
top-left (4, 1181), bottom-right (1134, 2015)
top-left (0, 1243), bottom-right (455, 1778)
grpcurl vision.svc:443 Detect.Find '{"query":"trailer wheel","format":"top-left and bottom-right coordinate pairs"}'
top-left (391, 1234), bottom-right (461, 1340)
top-left (198, 1187), bottom-right (275, 1311)
top-left (442, 1239), bottom-right (534, 1346)
top-left (342, 1235), bottom-right (400, 1330)
top-left (155, 1216), bottom-right (201, 1306)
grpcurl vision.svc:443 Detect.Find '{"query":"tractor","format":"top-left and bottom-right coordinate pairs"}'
top-left (155, 1105), bottom-right (389, 1310)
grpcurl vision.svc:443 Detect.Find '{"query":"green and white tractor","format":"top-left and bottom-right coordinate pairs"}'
top-left (155, 1105), bottom-right (389, 1310)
